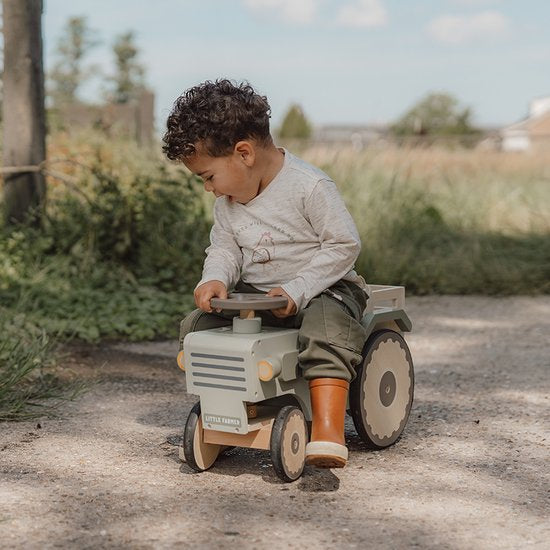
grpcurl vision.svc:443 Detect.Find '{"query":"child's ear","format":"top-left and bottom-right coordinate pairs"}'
top-left (234, 141), bottom-right (255, 166)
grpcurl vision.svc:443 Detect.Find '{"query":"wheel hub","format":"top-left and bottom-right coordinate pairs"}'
top-left (379, 370), bottom-right (397, 407)
top-left (291, 433), bottom-right (300, 454)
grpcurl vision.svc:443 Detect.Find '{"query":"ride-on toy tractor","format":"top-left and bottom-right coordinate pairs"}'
top-left (177, 285), bottom-right (414, 482)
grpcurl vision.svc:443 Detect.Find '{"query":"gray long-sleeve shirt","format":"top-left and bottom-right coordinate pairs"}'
top-left (197, 149), bottom-right (366, 311)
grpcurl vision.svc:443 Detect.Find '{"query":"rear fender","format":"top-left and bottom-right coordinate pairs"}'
top-left (361, 309), bottom-right (412, 338)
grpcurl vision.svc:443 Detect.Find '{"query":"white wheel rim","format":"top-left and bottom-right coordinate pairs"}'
top-left (362, 338), bottom-right (412, 440)
top-left (193, 415), bottom-right (221, 470)
top-left (281, 410), bottom-right (307, 477)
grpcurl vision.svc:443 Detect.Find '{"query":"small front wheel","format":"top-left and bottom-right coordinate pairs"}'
top-left (183, 402), bottom-right (221, 471)
top-left (270, 405), bottom-right (308, 482)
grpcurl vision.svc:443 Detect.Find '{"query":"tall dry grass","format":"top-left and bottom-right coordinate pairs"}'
top-left (303, 145), bottom-right (550, 234)
top-left (297, 144), bottom-right (550, 293)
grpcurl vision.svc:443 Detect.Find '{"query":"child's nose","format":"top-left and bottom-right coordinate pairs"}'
top-left (204, 181), bottom-right (214, 193)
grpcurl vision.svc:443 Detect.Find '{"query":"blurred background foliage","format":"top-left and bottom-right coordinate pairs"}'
top-left (0, 132), bottom-right (208, 418)
top-left (390, 92), bottom-right (480, 138)
top-left (1, 132), bottom-right (209, 342)
top-left (278, 103), bottom-right (313, 140)
top-left (2, 133), bottom-right (548, 342)
top-left (2, 133), bottom-right (550, 418)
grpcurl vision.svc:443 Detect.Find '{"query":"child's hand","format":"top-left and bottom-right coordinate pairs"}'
top-left (266, 287), bottom-right (297, 318)
top-left (194, 280), bottom-right (228, 313)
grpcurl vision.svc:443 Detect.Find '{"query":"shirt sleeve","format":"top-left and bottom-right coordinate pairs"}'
top-left (280, 179), bottom-right (361, 311)
top-left (195, 199), bottom-right (243, 291)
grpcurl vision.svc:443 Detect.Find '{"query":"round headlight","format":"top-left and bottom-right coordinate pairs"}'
top-left (176, 350), bottom-right (185, 371)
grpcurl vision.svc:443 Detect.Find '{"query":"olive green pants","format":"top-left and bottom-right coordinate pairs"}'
top-left (180, 279), bottom-right (368, 382)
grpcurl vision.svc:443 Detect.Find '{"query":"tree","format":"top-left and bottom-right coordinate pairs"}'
top-left (278, 103), bottom-right (312, 139)
top-left (105, 31), bottom-right (146, 104)
top-left (49, 16), bottom-right (98, 106)
top-left (2, 0), bottom-right (46, 224)
top-left (391, 92), bottom-right (478, 136)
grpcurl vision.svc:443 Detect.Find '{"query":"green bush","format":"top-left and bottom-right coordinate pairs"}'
top-left (0, 249), bottom-right (195, 341)
top-left (0, 140), bottom-right (209, 342)
top-left (43, 156), bottom-right (210, 292)
top-left (357, 194), bottom-right (550, 295)
top-left (0, 137), bottom-right (209, 418)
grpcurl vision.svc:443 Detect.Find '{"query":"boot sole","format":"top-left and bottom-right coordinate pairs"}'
top-left (305, 441), bottom-right (348, 468)
top-left (305, 454), bottom-right (347, 468)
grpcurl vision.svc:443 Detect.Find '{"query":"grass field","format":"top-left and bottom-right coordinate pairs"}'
top-left (299, 144), bottom-right (550, 294)
top-left (304, 144), bottom-right (550, 234)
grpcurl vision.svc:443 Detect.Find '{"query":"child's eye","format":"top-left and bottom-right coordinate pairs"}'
top-left (205, 175), bottom-right (214, 181)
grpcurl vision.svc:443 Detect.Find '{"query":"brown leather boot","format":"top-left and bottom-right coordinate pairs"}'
top-left (305, 378), bottom-right (349, 468)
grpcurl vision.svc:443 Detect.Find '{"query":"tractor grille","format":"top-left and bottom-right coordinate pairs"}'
top-left (189, 352), bottom-right (247, 392)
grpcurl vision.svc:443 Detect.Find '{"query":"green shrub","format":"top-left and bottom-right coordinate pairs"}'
top-left (43, 154), bottom-right (210, 292)
top-left (0, 138), bottom-right (209, 343)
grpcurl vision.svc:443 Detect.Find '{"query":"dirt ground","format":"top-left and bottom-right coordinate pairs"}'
top-left (1, 296), bottom-right (549, 549)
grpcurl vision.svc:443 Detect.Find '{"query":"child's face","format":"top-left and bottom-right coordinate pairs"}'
top-left (183, 141), bottom-right (260, 204)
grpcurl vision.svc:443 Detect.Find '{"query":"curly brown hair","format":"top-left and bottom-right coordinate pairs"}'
top-left (162, 79), bottom-right (272, 160)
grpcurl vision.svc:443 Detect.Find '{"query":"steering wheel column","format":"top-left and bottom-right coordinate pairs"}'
top-left (210, 293), bottom-right (288, 335)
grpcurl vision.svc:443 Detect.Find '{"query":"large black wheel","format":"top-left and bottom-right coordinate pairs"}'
top-left (270, 405), bottom-right (308, 482)
top-left (183, 402), bottom-right (221, 472)
top-left (350, 330), bottom-right (414, 449)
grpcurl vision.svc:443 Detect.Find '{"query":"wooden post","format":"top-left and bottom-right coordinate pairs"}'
top-left (2, 0), bottom-right (46, 224)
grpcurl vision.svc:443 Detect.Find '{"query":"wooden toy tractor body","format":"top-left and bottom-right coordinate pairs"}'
top-left (179, 285), bottom-right (414, 482)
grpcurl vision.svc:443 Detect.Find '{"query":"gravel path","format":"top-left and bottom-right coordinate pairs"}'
top-left (1, 297), bottom-right (549, 549)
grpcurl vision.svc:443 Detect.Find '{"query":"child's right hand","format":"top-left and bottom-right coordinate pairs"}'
top-left (194, 280), bottom-right (228, 313)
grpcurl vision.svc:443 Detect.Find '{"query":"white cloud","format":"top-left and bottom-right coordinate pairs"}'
top-left (427, 11), bottom-right (510, 44)
top-left (243, 0), bottom-right (318, 24)
top-left (336, 0), bottom-right (388, 28)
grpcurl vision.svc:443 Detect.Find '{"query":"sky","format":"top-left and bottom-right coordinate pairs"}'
top-left (41, 0), bottom-right (550, 131)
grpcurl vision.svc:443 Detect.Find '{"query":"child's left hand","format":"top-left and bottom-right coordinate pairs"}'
top-left (266, 287), bottom-right (297, 318)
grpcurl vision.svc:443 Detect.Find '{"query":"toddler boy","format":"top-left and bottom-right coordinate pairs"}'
top-left (163, 79), bottom-right (368, 468)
